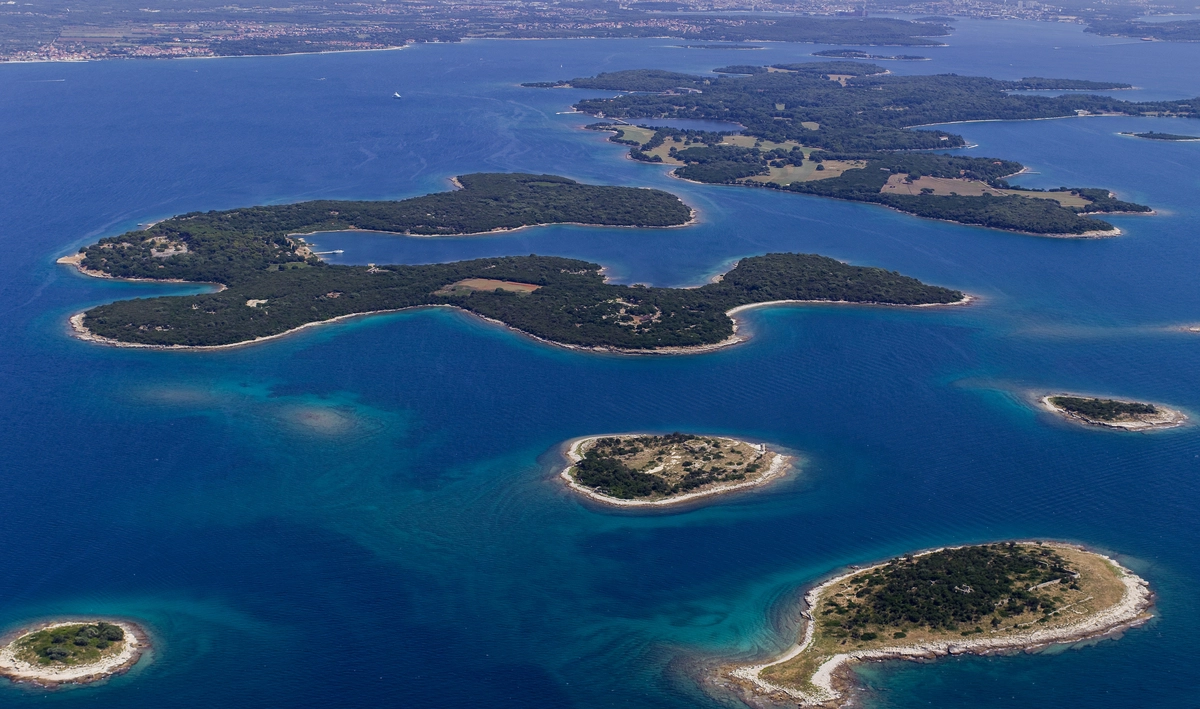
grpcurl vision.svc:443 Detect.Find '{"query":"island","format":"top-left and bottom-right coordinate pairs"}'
top-left (1042, 395), bottom-right (1186, 431)
top-left (532, 62), bottom-right (1186, 236)
top-left (723, 543), bottom-right (1152, 707)
top-left (1120, 131), bottom-right (1200, 141)
top-left (0, 620), bottom-right (147, 687)
top-left (60, 175), bottom-right (966, 351)
top-left (811, 49), bottom-right (929, 60)
top-left (560, 433), bottom-right (790, 506)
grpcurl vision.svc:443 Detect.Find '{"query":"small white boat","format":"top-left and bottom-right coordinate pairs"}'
top-left (393, 92), bottom-right (402, 99)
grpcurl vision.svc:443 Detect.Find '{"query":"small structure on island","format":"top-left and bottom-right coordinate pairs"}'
top-left (560, 433), bottom-right (791, 507)
top-left (0, 619), bottom-right (147, 687)
top-left (724, 542), bottom-right (1152, 707)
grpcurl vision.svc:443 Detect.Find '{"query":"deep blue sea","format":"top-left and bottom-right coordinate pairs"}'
top-left (2, 19), bottom-right (1199, 708)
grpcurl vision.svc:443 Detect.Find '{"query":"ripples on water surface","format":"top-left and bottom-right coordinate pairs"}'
top-left (1, 18), bottom-right (1199, 708)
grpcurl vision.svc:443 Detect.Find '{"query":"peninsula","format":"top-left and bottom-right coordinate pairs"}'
top-left (725, 543), bottom-right (1152, 707)
top-left (561, 433), bottom-right (790, 506)
top-left (1043, 395), bottom-right (1186, 431)
top-left (61, 174), bottom-right (965, 351)
top-left (532, 63), bottom-right (1186, 235)
top-left (0, 620), bottom-right (147, 687)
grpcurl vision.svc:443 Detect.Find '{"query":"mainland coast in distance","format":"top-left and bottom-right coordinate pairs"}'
top-left (716, 542), bottom-right (1153, 708)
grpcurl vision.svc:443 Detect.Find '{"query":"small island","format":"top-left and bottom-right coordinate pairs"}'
top-left (811, 49), bottom-right (929, 60)
top-left (1119, 131), bottom-right (1200, 141)
top-left (0, 620), bottom-right (147, 687)
top-left (1043, 395), bottom-right (1186, 431)
top-left (724, 543), bottom-right (1152, 707)
top-left (561, 433), bottom-right (790, 506)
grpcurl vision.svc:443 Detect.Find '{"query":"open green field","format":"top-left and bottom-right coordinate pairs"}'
top-left (746, 159), bottom-right (866, 185)
top-left (880, 175), bottom-right (1094, 208)
top-left (434, 278), bottom-right (542, 296)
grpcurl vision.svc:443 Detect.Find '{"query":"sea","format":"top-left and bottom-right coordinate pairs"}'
top-left (1, 18), bottom-right (1199, 708)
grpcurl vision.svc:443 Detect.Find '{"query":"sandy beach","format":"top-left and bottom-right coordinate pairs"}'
top-left (725, 543), bottom-right (1153, 707)
top-left (558, 434), bottom-right (792, 507)
top-left (0, 619), bottom-right (148, 688)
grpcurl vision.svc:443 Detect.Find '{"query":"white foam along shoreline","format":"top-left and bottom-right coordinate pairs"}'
top-left (0, 620), bottom-right (147, 687)
top-left (1040, 394), bottom-right (1187, 431)
top-left (559, 434), bottom-right (792, 507)
top-left (727, 543), bottom-right (1153, 706)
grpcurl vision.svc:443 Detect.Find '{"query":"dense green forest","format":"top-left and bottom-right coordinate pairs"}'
top-left (536, 63), bottom-right (1176, 233)
top-left (78, 250), bottom-right (962, 348)
top-left (572, 446), bottom-right (672, 499)
top-left (1049, 396), bottom-right (1158, 420)
top-left (78, 173), bottom-right (692, 284)
top-left (824, 544), bottom-right (1077, 635)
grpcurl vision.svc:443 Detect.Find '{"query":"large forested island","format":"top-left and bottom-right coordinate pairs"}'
top-left (0, 620), bottom-right (147, 687)
top-left (62, 173), bottom-right (963, 350)
top-left (530, 63), bottom-right (1194, 235)
top-left (561, 433), bottom-right (789, 506)
top-left (726, 543), bottom-right (1152, 707)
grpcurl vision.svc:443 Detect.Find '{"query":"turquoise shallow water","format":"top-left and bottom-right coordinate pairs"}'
top-left (1, 19), bottom-right (1199, 708)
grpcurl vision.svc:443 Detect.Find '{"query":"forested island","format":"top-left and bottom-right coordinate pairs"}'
top-left (0, 620), bottom-right (147, 687)
top-left (561, 433), bottom-right (789, 506)
top-left (67, 245), bottom-right (963, 350)
top-left (1120, 131), bottom-right (1200, 141)
top-left (536, 62), bottom-right (1189, 235)
top-left (725, 543), bottom-right (1152, 707)
top-left (1043, 395), bottom-right (1186, 431)
top-left (812, 49), bottom-right (929, 60)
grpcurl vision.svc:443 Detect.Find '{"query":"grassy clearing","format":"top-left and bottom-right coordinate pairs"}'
top-left (434, 278), bottom-right (541, 296)
top-left (746, 159), bottom-right (867, 185)
top-left (720, 135), bottom-right (810, 152)
top-left (880, 175), bottom-right (1093, 207)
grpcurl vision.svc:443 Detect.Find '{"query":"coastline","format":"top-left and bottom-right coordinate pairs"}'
top-left (60, 258), bottom-right (971, 354)
top-left (1040, 394), bottom-right (1187, 431)
top-left (558, 434), bottom-right (793, 507)
top-left (0, 619), bottom-right (148, 688)
top-left (724, 543), bottom-right (1153, 707)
